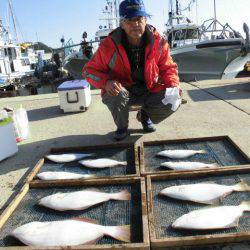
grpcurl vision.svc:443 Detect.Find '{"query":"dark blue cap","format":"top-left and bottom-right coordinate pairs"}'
top-left (119, 0), bottom-right (150, 19)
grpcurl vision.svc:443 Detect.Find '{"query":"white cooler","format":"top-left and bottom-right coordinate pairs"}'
top-left (58, 80), bottom-right (91, 113)
top-left (0, 119), bottom-right (18, 162)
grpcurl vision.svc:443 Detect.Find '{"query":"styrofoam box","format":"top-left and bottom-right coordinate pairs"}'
top-left (0, 122), bottom-right (18, 162)
top-left (58, 80), bottom-right (91, 113)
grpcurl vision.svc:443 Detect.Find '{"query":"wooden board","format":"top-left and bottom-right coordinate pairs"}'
top-left (26, 142), bottom-right (140, 184)
top-left (147, 167), bottom-right (250, 248)
top-left (0, 177), bottom-right (149, 250)
top-left (139, 136), bottom-right (250, 176)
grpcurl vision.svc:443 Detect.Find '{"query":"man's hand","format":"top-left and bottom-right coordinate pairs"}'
top-left (105, 80), bottom-right (123, 96)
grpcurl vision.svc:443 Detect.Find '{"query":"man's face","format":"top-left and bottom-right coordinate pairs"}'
top-left (121, 16), bottom-right (147, 40)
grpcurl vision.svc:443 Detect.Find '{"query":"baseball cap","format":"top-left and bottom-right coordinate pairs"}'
top-left (119, 0), bottom-right (150, 19)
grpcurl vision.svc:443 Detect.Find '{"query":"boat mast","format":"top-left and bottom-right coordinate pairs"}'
top-left (114, 0), bottom-right (120, 27)
top-left (8, 0), bottom-right (19, 42)
top-left (176, 0), bottom-right (180, 24)
top-left (168, 0), bottom-right (181, 26)
top-left (169, 0), bottom-right (173, 26)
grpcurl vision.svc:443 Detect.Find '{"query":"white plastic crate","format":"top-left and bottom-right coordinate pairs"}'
top-left (0, 120), bottom-right (18, 162)
top-left (58, 80), bottom-right (91, 113)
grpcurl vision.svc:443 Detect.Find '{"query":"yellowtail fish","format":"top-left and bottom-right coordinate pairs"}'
top-left (79, 158), bottom-right (127, 168)
top-left (10, 218), bottom-right (130, 247)
top-left (39, 189), bottom-right (131, 211)
top-left (159, 180), bottom-right (250, 204)
top-left (37, 171), bottom-right (96, 181)
top-left (157, 149), bottom-right (206, 159)
top-left (172, 201), bottom-right (250, 230)
top-left (45, 153), bottom-right (94, 163)
top-left (160, 161), bottom-right (217, 170)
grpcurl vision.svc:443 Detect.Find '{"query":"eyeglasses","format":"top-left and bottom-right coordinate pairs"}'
top-left (123, 16), bottom-right (146, 24)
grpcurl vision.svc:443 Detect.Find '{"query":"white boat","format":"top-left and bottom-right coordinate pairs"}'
top-left (0, 4), bottom-right (35, 86)
top-left (63, 0), bottom-right (121, 79)
top-left (0, 41), bottom-right (34, 86)
top-left (165, 0), bottom-right (250, 82)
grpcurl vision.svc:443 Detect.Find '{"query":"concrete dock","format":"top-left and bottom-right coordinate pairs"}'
top-left (0, 77), bottom-right (249, 249)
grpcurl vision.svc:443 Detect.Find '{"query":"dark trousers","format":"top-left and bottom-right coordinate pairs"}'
top-left (102, 86), bottom-right (175, 129)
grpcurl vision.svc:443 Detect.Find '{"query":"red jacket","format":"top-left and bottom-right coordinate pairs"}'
top-left (83, 25), bottom-right (179, 95)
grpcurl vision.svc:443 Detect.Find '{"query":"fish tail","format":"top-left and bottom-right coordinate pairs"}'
top-left (120, 161), bottom-right (127, 166)
top-left (104, 225), bottom-right (131, 242)
top-left (110, 190), bottom-right (131, 201)
top-left (198, 150), bottom-right (207, 154)
top-left (160, 162), bottom-right (169, 168)
top-left (86, 153), bottom-right (95, 157)
top-left (82, 174), bottom-right (96, 179)
top-left (240, 201), bottom-right (250, 211)
top-left (234, 180), bottom-right (250, 191)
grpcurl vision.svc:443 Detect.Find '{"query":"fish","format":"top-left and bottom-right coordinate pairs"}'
top-left (37, 171), bottom-right (96, 181)
top-left (39, 189), bottom-right (131, 211)
top-left (157, 149), bottom-right (206, 159)
top-left (160, 161), bottom-right (217, 170)
top-left (172, 201), bottom-right (250, 230)
top-left (45, 153), bottom-right (94, 163)
top-left (159, 180), bottom-right (250, 204)
top-left (10, 218), bottom-right (130, 247)
top-left (79, 158), bottom-right (127, 168)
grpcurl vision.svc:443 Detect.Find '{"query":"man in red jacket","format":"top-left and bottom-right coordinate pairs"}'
top-left (84, 0), bottom-right (181, 140)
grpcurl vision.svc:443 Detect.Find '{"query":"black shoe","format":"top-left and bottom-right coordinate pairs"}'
top-left (136, 110), bottom-right (156, 133)
top-left (114, 127), bottom-right (128, 141)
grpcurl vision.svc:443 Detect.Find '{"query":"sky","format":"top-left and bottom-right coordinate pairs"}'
top-left (0, 0), bottom-right (250, 48)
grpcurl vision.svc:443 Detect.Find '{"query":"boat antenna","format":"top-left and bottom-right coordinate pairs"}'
top-left (213, 0), bottom-right (217, 30)
top-left (196, 0), bottom-right (198, 24)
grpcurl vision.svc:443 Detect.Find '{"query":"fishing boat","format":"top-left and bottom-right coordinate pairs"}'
top-left (63, 0), bottom-right (121, 79)
top-left (165, 0), bottom-right (250, 82)
top-left (0, 1), bottom-right (35, 87)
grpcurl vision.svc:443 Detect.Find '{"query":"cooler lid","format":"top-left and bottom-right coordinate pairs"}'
top-left (58, 80), bottom-right (89, 91)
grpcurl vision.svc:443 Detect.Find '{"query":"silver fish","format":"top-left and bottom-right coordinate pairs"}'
top-left (79, 158), bottom-right (127, 168)
top-left (159, 180), bottom-right (250, 204)
top-left (37, 171), bottom-right (96, 181)
top-left (161, 161), bottom-right (217, 170)
top-left (10, 218), bottom-right (130, 247)
top-left (39, 189), bottom-right (131, 211)
top-left (45, 153), bottom-right (94, 163)
top-left (172, 201), bottom-right (250, 230)
top-left (157, 149), bottom-right (206, 159)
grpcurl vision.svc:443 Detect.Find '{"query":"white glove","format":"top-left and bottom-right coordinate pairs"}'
top-left (161, 87), bottom-right (182, 111)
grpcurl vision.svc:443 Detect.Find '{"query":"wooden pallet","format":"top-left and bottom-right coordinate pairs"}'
top-left (147, 167), bottom-right (250, 249)
top-left (0, 177), bottom-right (149, 250)
top-left (26, 142), bottom-right (140, 184)
top-left (139, 136), bottom-right (250, 176)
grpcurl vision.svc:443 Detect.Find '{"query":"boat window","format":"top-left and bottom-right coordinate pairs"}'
top-left (172, 29), bottom-right (200, 41)
top-left (4, 48), bottom-right (8, 56)
top-left (0, 65), bottom-right (2, 73)
top-left (21, 59), bottom-right (26, 66)
top-left (8, 48), bottom-right (12, 58)
top-left (13, 48), bottom-right (17, 59)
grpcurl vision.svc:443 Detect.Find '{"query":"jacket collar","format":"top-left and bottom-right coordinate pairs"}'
top-left (110, 24), bottom-right (156, 48)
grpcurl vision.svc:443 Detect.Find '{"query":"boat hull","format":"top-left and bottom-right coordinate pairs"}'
top-left (63, 55), bottom-right (89, 79)
top-left (171, 39), bottom-right (246, 82)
